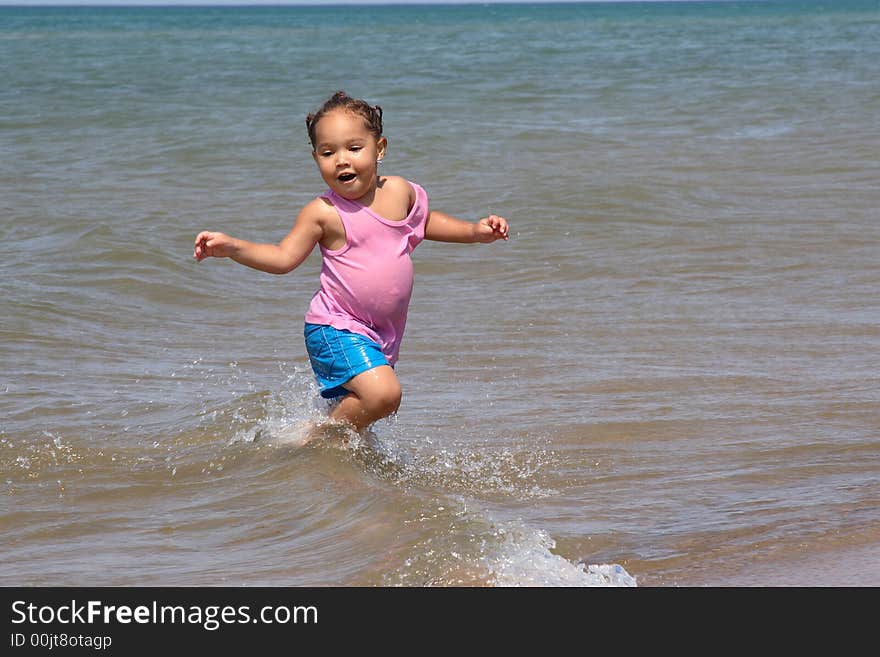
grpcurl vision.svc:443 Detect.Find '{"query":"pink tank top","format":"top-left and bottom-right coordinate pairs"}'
top-left (304, 180), bottom-right (429, 365)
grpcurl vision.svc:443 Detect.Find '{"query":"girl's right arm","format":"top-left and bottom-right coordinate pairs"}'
top-left (193, 200), bottom-right (326, 275)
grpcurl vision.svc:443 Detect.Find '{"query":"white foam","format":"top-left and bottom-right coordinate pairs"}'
top-left (488, 522), bottom-right (637, 587)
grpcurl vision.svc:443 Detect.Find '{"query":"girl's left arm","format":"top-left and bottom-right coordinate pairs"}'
top-left (424, 210), bottom-right (509, 244)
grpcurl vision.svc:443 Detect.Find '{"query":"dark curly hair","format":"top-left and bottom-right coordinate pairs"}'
top-left (306, 91), bottom-right (384, 149)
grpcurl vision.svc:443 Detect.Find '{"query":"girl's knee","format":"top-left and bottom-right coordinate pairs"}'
top-left (344, 366), bottom-right (401, 420)
top-left (345, 365), bottom-right (402, 421)
top-left (367, 380), bottom-right (401, 417)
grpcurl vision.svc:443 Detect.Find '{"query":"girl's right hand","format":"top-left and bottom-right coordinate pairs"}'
top-left (193, 231), bottom-right (237, 261)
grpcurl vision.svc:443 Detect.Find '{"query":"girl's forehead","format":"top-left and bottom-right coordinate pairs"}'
top-left (316, 109), bottom-right (370, 132)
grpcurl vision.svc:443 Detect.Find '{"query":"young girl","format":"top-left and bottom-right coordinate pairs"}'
top-left (194, 91), bottom-right (509, 434)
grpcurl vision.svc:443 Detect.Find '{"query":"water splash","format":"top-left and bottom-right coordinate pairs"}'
top-left (214, 374), bottom-right (557, 504)
top-left (358, 424), bottom-right (559, 502)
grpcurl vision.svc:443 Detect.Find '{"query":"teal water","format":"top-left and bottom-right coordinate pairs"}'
top-left (2, 1), bottom-right (879, 587)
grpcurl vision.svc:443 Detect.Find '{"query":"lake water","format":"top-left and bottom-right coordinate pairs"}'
top-left (2, 1), bottom-right (878, 586)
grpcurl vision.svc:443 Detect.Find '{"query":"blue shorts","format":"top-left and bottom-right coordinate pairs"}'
top-left (303, 323), bottom-right (389, 399)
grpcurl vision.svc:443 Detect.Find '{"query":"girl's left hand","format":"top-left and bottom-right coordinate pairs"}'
top-left (475, 214), bottom-right (510, 243)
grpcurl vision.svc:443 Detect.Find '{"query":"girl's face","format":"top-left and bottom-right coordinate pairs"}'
top-left (311, 109), bottom-right (386, 202)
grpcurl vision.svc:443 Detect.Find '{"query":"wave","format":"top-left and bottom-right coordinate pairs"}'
top-left (220, 383), bottom-right (636, 587)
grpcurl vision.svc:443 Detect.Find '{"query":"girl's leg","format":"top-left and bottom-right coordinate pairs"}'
top-left (330, 365), bottom-right (402, 432)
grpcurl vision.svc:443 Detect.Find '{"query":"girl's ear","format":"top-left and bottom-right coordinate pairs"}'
top-left (376, 136), bottom-right (387, 162)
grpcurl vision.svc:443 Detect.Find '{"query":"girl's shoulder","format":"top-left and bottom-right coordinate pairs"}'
top-left (378, 175), bottom-right (418, 205)
top-left (379, 174), bottom-right (412, 191)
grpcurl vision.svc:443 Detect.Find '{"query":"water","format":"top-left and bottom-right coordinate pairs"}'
top-left (1, 1), bottom-right (878, 587)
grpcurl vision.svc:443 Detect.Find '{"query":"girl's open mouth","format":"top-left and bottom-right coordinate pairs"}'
top-left (338, 173), bottom-right (356, 182)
